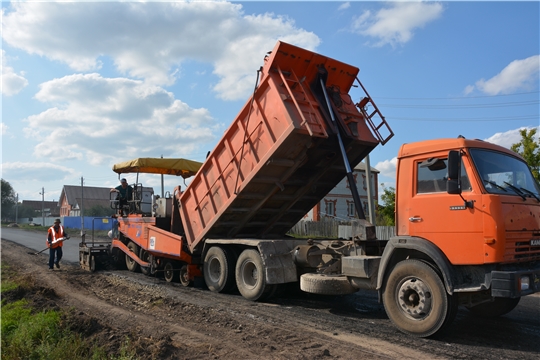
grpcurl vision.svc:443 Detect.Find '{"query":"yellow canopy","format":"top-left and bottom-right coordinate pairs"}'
top-left (112, 158), bottom-right (203, 178)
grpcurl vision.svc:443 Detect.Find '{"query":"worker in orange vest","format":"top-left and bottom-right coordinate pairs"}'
top-left (47, 218), bottom-right (68, 270)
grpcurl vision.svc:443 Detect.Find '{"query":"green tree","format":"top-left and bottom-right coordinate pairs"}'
top-left (377, 184), bottom-right (395, 226)
top-left (85, 204), bottom-right (116, 217)
top-left (1, 179), bottom-right (17, 221)
top-left (17, 204), bottom-right (37, 219)
top-left (511, 128), bottom-right (540, 182)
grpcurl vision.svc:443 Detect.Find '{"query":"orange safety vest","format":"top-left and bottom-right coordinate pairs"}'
top-left (47, 225), bottom-right (66, 249)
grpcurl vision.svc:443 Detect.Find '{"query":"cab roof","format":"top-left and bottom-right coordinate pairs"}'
top-left (398, 137), bottom-right (523, 160)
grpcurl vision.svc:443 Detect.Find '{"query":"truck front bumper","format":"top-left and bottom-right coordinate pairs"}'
top-left (491, 265), bottom-right (540, 298)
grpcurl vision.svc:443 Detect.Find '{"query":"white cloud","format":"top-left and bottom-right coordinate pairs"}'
top-left (1, 50), bottom-right (28, 96)
top-left (1, 162), bottom-right (77, 182)
top-left (2, 2), bottom-right (319, 100)
top-left (24, 73), bottom-right (217, 164)
top-left (1, 123), bottom-right (8, 136)
top-left (351, 2), bottom-right (443, 47)
top-left (466, 55), bottom-right (540, 95)
top-left (338, 2), bottom-right (351, 11)
top-left (484, 126), bottom-right (540, 149)
top-left (374, 157), bottom-right (398, 179)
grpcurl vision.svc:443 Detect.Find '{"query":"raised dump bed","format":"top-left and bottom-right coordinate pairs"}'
top-left (180, 41), bottom-right (391, 252)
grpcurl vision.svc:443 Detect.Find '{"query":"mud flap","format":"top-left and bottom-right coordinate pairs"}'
top-left (257, 241), bottom-right (297, 284)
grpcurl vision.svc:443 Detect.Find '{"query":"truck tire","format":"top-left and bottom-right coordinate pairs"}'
top-left (163, 260), bottom-right (179, 283)
top-left (466, 297), bottom-right (521, 317)
top-left (179, 264), bottom-right (193, 287)
top-left (382, 259), bottom-right (452, 337)
top-left (140, 249), bottom-right (151, 276)
top-left (111, 248), bottom-right (126, 270)
top-left (125, 241), bottom-right (141, 273)
top-left (300, 273), bottom-right (356, 295)
top-left (204, 246), bottom-right (236, 293)
top-left (235, 249), bottom-right (275, 301)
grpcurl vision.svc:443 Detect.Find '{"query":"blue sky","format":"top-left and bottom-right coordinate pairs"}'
top-left (2, 1), bottom-right (539, 204)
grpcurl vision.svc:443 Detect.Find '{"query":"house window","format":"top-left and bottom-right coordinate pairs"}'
top-left (324, 199), bottom-right (336, 217)
top-left (346, 173), bottom-right (358, 189)
top-left (347, 201), bottom-right (355, 217)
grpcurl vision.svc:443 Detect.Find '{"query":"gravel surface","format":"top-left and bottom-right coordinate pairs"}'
top-left (1, 234), bottom-right (539, 359)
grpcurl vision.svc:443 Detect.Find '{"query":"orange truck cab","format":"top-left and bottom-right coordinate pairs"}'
top-left (371, 137), bottom-right (540, 336)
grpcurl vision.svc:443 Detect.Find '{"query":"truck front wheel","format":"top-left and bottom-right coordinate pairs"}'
top-left (383, 259), bottom-right (453, 337)
top-left (466, 297), bottom-right (520, 317)
top-left (203, 246), bottom-right (236, 293)
top-left (139, 248), bottom-right (151, 276)
top-left (235, 249), bottom-right (275, 301)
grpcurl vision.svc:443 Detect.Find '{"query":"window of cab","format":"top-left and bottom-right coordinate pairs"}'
top-left (416, 157), bottom-right (471, 194)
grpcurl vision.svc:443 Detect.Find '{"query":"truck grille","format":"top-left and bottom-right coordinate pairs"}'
top-left (504, 232), bottom-right (540, 263)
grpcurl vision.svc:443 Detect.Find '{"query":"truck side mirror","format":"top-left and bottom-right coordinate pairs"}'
top-left (447, 150), bottom-right (461, 195)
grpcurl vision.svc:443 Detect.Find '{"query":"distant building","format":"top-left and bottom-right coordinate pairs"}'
top-left (21, 200), bottom-right (60, 217)
top-left (59, 185), bottom-right (114, 216)
top-left (304, 162), bottom-right (379, 221)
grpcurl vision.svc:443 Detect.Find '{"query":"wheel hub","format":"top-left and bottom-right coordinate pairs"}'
top-left (398, 278), bottom-right (432, 319)
top-left (208, 257), bottom-right (221, 282)
top-left (241, 261), bottom-right (258, 288)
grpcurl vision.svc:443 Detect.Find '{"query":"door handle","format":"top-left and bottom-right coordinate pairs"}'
top-left (409, 217), bottom-right (422, 222)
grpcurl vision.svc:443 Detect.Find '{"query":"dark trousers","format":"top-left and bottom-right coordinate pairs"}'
top-left (118, 199), bottom-right (129, 216)
top-left (49, 247), bottom-right (63, 269)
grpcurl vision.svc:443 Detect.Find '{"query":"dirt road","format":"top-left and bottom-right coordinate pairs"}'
top-left (1, 235), bottom-right (539, 359)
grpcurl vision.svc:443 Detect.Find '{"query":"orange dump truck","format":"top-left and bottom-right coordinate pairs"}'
top-left (81, 41), bottom-right (540, 337)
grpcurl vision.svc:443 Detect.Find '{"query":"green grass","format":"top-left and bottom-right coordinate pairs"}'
top-left (0, 262), bottom-right (138, 360)
top-left (0, 264), bottom-right (19, 293)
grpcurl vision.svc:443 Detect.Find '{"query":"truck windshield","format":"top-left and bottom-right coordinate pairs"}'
top-left (470, 148), bottom-right (540, 198)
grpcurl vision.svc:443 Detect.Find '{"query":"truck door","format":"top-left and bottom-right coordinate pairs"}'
top-left (407, 157), bottom-right (484, 264)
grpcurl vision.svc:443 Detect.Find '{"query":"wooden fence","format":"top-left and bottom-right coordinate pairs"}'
top-left (288, 220), bottom-right (395, 239)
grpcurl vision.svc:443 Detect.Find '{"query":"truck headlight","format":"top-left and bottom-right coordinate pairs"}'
top-left (520, 276), bottom-right (530, 291)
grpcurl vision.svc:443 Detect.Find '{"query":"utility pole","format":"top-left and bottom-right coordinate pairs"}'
top-left (161, 154), bottom-right (164, 197)
top-left (81, 177), bottom-right (85, 236)
top-left (15, 193), bottom-right (18, 224)
top-left (40, 187), bottom-right (44, 226)
top-left (365, 156), bottom-right (376, 225)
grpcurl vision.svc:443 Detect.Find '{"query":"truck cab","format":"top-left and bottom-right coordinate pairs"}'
top-left (396, 137), bottom-right (540, 267)
top-left (375, 137), bottom-right (540, 336)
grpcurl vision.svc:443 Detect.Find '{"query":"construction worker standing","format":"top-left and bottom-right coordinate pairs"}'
top-left (47, 218), bottom-right (68, 270)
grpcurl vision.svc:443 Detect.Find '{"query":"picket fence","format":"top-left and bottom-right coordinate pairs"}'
top-left (287, 220), bottom-right (395, 240)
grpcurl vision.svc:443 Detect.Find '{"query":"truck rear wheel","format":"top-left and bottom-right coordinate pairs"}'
top-left (235, 249), bottom-right (275, 301)
top-left (163, 260), bottom-right (179, 283)
top-left (466, 297), bottom-right (520, 317)
top-left (125, 241), bottom-right (140, 273)
top-left (383, 259), bottom-right (452, 337)
top-left (204, 246), bottom-right (236, 293)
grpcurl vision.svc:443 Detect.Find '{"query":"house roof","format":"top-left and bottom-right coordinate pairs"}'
top-left (60, 185), bottom-right (114, 209)
top-left (354, 162), bottom-right (380, 173)
top-left (59, 185), bottom-right (154, 211)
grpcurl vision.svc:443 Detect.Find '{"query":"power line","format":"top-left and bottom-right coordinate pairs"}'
top-left (389, 115), bottom-right (539, 122)
top-left (379, 100), bottom-right (539, 109)
top-left (375, 91), bottom-right (540, 100)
